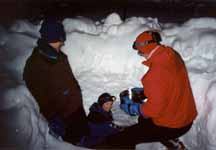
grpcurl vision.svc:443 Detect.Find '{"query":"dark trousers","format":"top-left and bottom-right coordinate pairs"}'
top-left (94, 117), bottom-right (192, 149)
top-left (63, 107), bottom-right (89, 144)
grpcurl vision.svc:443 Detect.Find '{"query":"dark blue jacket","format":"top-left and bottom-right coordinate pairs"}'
top-left (80, 103), bottom-right (120, 147)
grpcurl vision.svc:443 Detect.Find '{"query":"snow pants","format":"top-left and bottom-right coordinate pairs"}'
top-left (94, 117), bottom-right (192, 149)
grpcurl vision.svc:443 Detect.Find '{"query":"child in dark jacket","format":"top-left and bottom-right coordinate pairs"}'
top-left (80, 93), bottom-right (123, 148)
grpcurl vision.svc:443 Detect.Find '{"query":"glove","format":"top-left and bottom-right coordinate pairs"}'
top-left (132, 87), bottom-right (143, 93)
top-left (120, 102), bottom-right (141, 116)
top-left (119, 90), bottom-right (129, 98)
top-left (119, 90), bottom-right (133, 104)
top-left (120, 95), bottom-right (133, 104)
top-left (131, 87), bottom-right (147, 103)
top-left (49, 117), bottom-right (65, 139)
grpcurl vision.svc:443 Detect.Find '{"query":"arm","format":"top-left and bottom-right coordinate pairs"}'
top-left (141, 66), bottom-right (170, 118)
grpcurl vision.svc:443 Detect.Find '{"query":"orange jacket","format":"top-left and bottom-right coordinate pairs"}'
top-left (141, 45), bottom-right (197, 128)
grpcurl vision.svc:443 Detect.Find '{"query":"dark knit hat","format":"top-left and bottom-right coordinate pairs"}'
top-left (39, 18), bottom-right (66, 43)
top-left (98, 93), bottom-right (116, 106)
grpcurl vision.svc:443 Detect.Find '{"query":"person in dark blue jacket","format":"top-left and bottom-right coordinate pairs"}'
top-left (80, 93), bottom-right (123, 148)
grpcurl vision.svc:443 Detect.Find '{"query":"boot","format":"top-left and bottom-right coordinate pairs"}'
top-left (161, 138), bottom-right (186, 150)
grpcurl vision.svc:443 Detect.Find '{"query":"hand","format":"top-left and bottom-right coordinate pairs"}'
top-left (131, 87), bottom-right (146, 103)
top-left (119, 90), bottom-right (129, 98)
top-left (120, 103), bottom-right (141, 116)
top-left (110, 123), bottom-right (125, 131)
top-left (119, 90), bottom-right (133, 104)
top-left (131, 87), bottom-right (144, 92)
top-left (120, 95), bottom-right (133, 104)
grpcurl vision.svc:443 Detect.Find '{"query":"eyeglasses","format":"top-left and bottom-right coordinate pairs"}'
top-left (133, 40), bottom-right (155, 50)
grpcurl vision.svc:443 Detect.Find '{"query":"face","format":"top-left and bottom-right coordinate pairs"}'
top-left (102, 101), bottom-right (113, 112)
top-left (49, 41), bottom-right (65, 53)
top-left (137, 50), bottom-right (148, 59)
top-left (136, 42), bottom-right (158, 59)
top-left (55, 41), bottom-right (65, 52)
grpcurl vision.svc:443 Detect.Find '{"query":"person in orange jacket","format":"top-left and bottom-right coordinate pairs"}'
top-left (95, 31), bottom-right (197, 150)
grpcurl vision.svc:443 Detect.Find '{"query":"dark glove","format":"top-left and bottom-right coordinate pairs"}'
top-left (120, 102), bottom-right (141, 116)
top-left (131, 87), bottom-right (146, 103)
top-left (120, 90), bottom-right (129, 98)
top-left (48, 116), bottom-right (65, 139)
top-left (131, 87), bottom-right (143, 93)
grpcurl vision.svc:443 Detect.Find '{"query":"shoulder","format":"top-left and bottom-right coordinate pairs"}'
top-left (88, 111), bottom-right (107, 123)
top-left (151, 45), bottom-right (178, 68)
top-left (59, 51), bottom-right (67, 59)
top-left (24, 48), bottom-right (43, 69)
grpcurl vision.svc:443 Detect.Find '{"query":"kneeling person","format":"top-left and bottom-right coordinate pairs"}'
top-left (80, 93), bottom-right (123, 148)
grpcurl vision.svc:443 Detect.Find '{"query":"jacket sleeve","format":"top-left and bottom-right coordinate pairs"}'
top-left (141, 65), bottom-right (170, 118)
top-left (23, 60), bottom-right (69, 120)
top-left (88, 122), bottom-right (119, 137)
top-left (30, 62), bottom-right (63, 119)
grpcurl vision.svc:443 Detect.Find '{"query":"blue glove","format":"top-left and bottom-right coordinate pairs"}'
top-left (131, 87), bottom-right (146, 103)
top-left (49, 117), bottom-right (65, 139)
top-left (131, 87), bottom-right (144, 92)
top-left (121, 95), bottom-right (133, 104)
top-left (120, 103), bottom-right (141, 116)
top-left (119, 90), bottom-right (133, 104)
top-left (119, 90), bottom-right (129, 98)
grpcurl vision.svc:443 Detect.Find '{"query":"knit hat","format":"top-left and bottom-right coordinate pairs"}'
top-left (133, 31), bottom-right (161, 54)
top-left (98, 93), bottom-right (116, 106)
top-left (39, 18), bottom-right (66, 43)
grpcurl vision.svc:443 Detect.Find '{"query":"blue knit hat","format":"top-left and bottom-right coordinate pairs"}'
top-left (39, 18), bottom-right (66, 43)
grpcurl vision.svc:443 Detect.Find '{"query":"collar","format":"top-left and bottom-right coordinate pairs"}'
top-left (147, 45), bottom-right (160, 60)
top-left (142, 45), bottom-right (163, 67)
top-left (90, 103), bottom-right (108, 113)
top-left (36, 39), bottom-right (59, 61)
